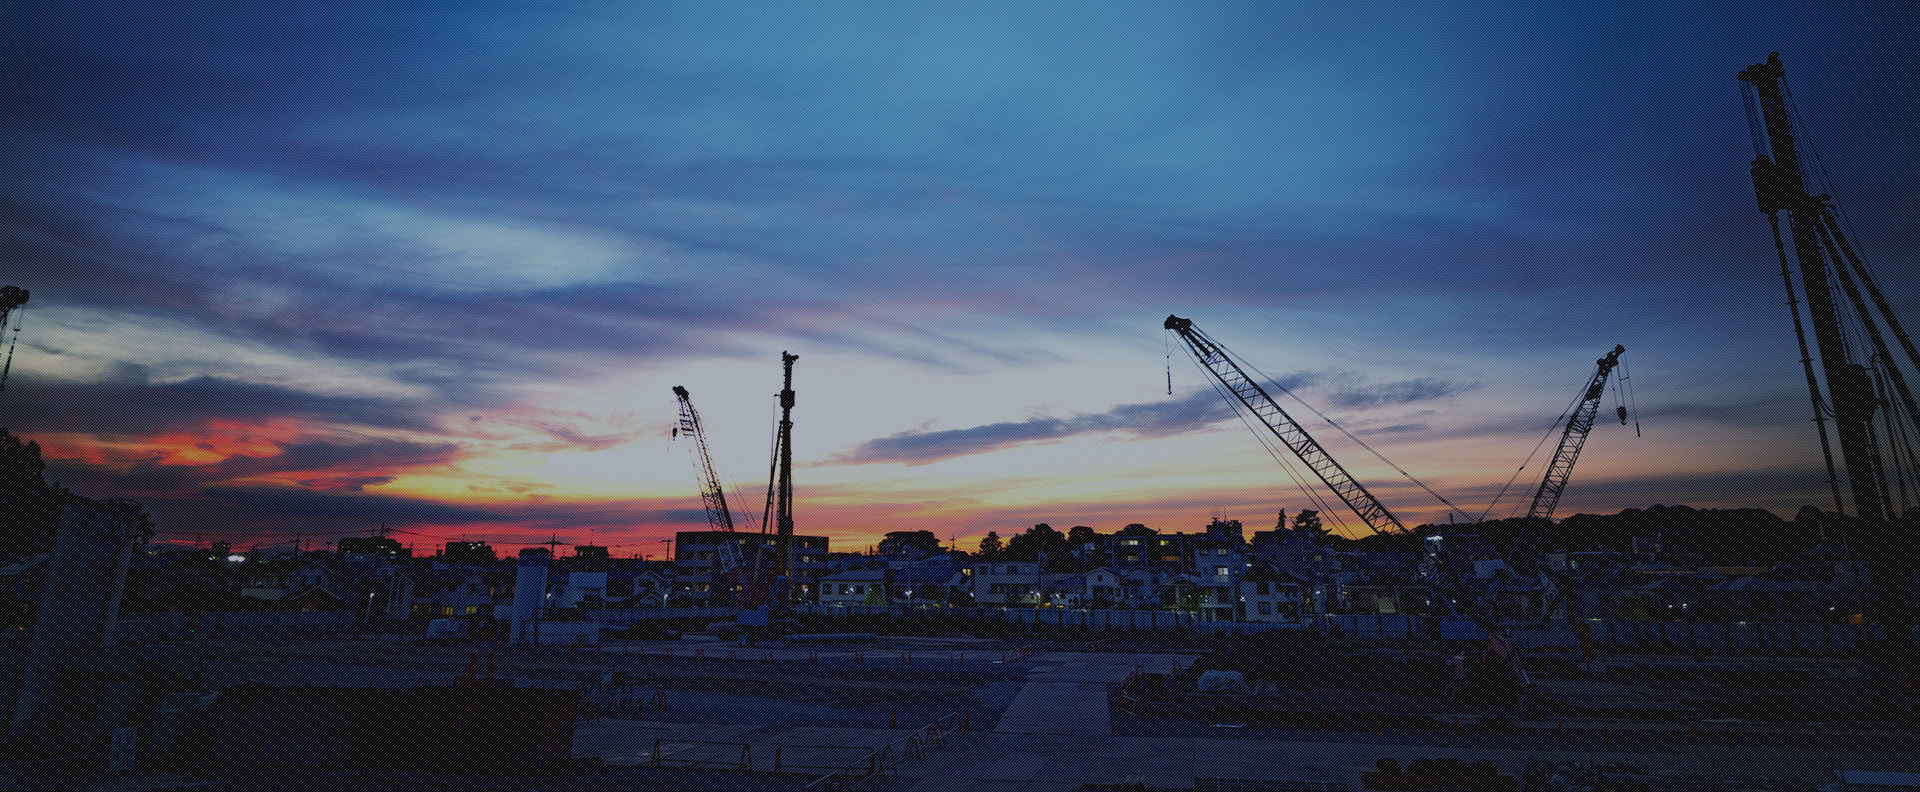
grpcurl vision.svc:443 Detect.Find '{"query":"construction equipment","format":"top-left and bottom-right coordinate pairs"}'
top-left (1527, 345), bottom-right (1627, 521)
top-left (1164, 315), bottom-right (1408, 536)
top-left (1166, 314), bottom-right (1524, 699)
top-left (1493, 345), bottom-right (1629, 628)
top-left (1163, 314), bottom-right (1485, 613)
top-left (1739, 53), bottom-right (1920, 690)
top-left (740, 352), bottom-right (799, 633)
top-left (670, 386), bottom-right (749, 607)
top-left (0, 285), bottom-right (27, 395)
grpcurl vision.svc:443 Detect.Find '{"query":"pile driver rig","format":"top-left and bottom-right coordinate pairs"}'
top-left (669, 351), bottom-right (801, 639)
top-left (1739, 53), bottom-right (1920, 691)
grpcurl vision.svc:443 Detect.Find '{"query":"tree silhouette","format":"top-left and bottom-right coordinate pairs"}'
top-left (1, 427), bottom-right (66, 560)
top-left (1292, 509), bottom-right (1326, 539)
top-left (977, 530), bottom-right (1003, 560)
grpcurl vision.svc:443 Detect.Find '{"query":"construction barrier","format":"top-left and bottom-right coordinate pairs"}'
top-left (774, 744), bottom-right (874, 775)
top-left (649, 739), bottom-right (753, 772)
top-left (803, 711), bottom-right (968, 792)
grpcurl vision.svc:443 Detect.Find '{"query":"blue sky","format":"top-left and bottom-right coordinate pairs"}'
top-left (4, 2), bottom-right (1916, 553)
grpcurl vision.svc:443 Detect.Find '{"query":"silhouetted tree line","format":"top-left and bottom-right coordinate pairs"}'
top-left (964, 503), bottom-right (1892, 571)
top-left (1, 427), bottom-right (155, 561)
top-left (1, 427), bottom-right (66, 560)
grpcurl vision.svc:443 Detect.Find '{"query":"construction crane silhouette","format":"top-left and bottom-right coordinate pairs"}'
top-left (1740, 52), bottom-right (1920, 689)
top-left (0, 286), bottom-right (27, 395)
top-left (671, 385), bottom-right (750, 608)
top-left (1166, 314), bottom-right (1527, 693)
top-left (1164, 314), bottom-right (1407, 536)
top-left (1527, 345), bottom-right (1627, 521)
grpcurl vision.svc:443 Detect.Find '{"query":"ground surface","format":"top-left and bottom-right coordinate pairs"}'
top-left (53, 629), bottom-right (1920, 792)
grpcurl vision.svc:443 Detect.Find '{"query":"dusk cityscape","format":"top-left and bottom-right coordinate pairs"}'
top-left (3, 2), bottom-right (1918, 790)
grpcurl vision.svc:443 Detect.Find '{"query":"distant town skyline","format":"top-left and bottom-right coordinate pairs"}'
top-left (5, 3), bottom-right (1917, 553)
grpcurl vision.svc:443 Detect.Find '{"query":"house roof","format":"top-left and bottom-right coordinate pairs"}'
top-left (282, 584), bottom-right (342, 603)
top-left (1, 554), bottom-right (50, 576)
top-left (1242, 563), bottom-right (1305, 584)
top-left (1799, 540), bottom-right (1850, 558)
top-left (1707, 576), bottom-right (1820, 593)
top-left (246, 558), bottom-right (332, 575)
top-left (1635, 577), bottom-right (1708, 592)
top-left (895, 561), bottom-right (962, 583)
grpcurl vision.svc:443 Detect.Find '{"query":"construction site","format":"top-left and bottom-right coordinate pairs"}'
top-left (4, 49), bottom-right (1920, 792)
top-left (6, 618), bottom-right (1908, 792)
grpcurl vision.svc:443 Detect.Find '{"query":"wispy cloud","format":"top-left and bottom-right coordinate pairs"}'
top-left (1326, 377), bottom-right (1478, 409)
top-left (834, 390), bottom-right (1238, 465)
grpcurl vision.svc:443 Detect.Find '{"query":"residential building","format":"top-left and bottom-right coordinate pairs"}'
top-left (820, 567), bottom-right (889, 606)
top-left (1239, 563), bottom-right (1307, 623)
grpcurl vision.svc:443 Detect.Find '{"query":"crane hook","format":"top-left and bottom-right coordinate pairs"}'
top-left (1616, 405), bottom-right (1628, 425)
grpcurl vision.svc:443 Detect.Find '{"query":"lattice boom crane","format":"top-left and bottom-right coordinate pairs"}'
top-left (671, 386), bottom-right (746, 592)
top-left (1164, 314), bottom-right (1408, 536)
top-left (1527, 345), bottom-right (1625, 521)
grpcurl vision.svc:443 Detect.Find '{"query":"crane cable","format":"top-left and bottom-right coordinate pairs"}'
top-left (1229, 347), bottom-right (1474, 523)
top-left (1176, 328), bottom-right (1471, 526)
top-left (1622, 361), bottom-right (1642, 437)
top-left (1477, 371), bottom-right (1592, 522)
top-left (1174, 339), bottom-right (1355, 538)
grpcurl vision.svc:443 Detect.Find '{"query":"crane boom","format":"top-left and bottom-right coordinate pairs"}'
top-left (671, 386), bottom-right (745, 589)
top-left (1165, 315), bottom-right (1407, 535)
top-left (0, 285), bottom-right (27, 395)
top-left (1527, 345), bottom-right (1626, 520)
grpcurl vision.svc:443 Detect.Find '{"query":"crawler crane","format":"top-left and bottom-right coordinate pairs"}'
top-left (671, 386), bottom-right (752, 608)
top-left (1166, 314), bottom-right (1527, 698)
top-left (1528, 345), bottom-right (1627, 522)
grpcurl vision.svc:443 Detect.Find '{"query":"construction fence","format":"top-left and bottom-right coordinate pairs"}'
top-left (1509, 619), bottom-right (1865, 655)
top-left (591, 607), bottom-right (734, 627)
top-left (118, 610), bottom-right (357, 640)
top-left (799, 604), bottom-right (1205, 633)
top-left (792, 605), bottom-right (1869, 655)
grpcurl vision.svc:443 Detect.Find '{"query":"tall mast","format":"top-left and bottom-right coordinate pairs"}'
top-left (1739, 54), bottom-right (1886, 525)
top-left (773, 352), bottom-right (798, 591)
top-left (1740, 53), bottom-right (1915, 692)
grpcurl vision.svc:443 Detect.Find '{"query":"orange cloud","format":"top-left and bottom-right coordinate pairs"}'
top-left (145, 418), bottom-right (305, 466)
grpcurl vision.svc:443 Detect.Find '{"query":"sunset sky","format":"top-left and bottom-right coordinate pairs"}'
top-left (5, 2), bottom-right (1917, 556)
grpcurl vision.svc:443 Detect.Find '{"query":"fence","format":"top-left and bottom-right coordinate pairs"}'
top-left (803, 711), bottom-right (970, 791)
top-left (800, 604), bottom-right (1204, 632)
top-left (792, 605), bottom-right (1868, 655)
top-left (1510, 619), bottom-right (1864, 655)
top-left (588, 607), bottom-right (733, 627)
top-left (117, 610), bottom-right (357, 640)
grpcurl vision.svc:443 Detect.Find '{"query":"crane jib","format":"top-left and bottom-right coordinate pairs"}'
top-left (1164, 314), bottom-right (1407, 536)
